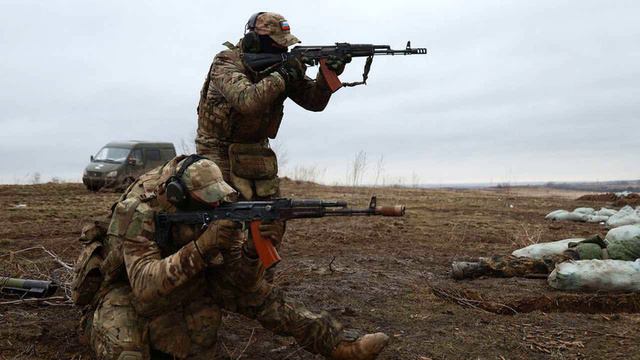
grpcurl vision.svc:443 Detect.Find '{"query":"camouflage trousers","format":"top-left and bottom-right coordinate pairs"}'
top-left (478, 251), bottom-right (580, 278)
top-left (91, 247), bottom-right (343, 359)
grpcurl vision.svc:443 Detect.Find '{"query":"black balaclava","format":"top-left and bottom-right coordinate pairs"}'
top-left (258, 34), bottom-right (286, 54)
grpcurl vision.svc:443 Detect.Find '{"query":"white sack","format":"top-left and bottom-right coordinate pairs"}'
top-left (586, 215), bottom-right (609, 223)
top-left (605, 225), bottom-right (640, 243)
top-left (606, 206), bottom-right (640, 228)
top-left (545, 209), bottom-right (569, 220)
top-left (550, 211), bottom-right (589, 222)
top-left (615, 191), bottom-right (633, 198)
top-left (596, 208), bottom-right (618, 217)
top-left (574, 207), bottom-right (595, 215)
top-left (548, 259), bottom-right (640, 292)
top-left (512, 238), bottom-right (583, 259)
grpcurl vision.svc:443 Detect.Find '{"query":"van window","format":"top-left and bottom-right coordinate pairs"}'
top-left (161, 149), bottom-right (176, 160)
top-left (146, 149), bottom-right (161, 161)
top-left (130, 149), bottom-right (144, 165)
top-left (94, 147), bottom-right (129, 163)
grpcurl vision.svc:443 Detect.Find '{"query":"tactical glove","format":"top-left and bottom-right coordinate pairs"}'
top-left (194, 220), bottom-right (241, 263)
top-left (258, 220), bottom-right (286, 247)
top-left (325, 54), bottom-right (352, 76)
top-left (276, 58), bottom-right (306, 83)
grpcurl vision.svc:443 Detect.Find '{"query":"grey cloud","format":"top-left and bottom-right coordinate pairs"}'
top-left (1, 0), bottom-right (639, 184)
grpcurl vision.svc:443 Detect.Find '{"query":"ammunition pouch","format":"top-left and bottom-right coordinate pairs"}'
top-left (71, 220), bottom-right (108, 306)
top-left (228, 143), bottom-right (279, 199)
top-left (102, 198), bottom-right (140, 283)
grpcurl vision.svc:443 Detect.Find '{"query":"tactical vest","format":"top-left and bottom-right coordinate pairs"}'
top-left (196, 44), bottom-right (286, 144)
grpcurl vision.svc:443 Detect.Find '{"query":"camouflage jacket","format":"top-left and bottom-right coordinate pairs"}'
top-left (106, 159), bottom-right (263, 316)
top-left (196, 44), bottom-right (333, 146)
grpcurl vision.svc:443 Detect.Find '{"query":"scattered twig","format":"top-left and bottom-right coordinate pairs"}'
top-left (0, 295), bottom-right (68, 306)
top-left (1, 245), bottom-right (73, 271)
top-left (283, 344), bottom-right (306, 360)
top-left (328, 256), bottom-right (336, 273)
top-left (235, 328), bottom-right (256, 360)
top-left (431, 285), bottom-right (518, 314)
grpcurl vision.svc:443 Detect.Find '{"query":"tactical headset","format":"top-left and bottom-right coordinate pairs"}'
top-left (164, 154), bottom-right (208, 208)
top-left (243, 12), bottom-right (265, 53)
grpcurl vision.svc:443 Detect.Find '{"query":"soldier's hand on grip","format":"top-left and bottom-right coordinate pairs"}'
top-left (194, 220), bottom-right (241, 262)
top-left (276, 57), bottom-right (306, 83)
top-left (258, 220), bottom-right (286, 247)
top-left (325, 54), bottom-right (351, 76)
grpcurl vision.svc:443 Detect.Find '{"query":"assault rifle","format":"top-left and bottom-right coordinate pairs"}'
top-left (243, 41), bottom-right (427, 93)
top-left (156, 196), bottom-right (405, 269)
top-left (0, 277), bottom-right (58, 298)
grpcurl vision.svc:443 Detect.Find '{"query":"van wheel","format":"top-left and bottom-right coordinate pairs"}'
top-left (86, 185), bottom-right (100, 192)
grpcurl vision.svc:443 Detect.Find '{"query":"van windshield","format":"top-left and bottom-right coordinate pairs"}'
top-left (94, 147), bottom-right (130, 163)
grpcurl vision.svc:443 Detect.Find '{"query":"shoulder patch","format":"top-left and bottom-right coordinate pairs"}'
top-left (125, 203), bottom-right (155, 240)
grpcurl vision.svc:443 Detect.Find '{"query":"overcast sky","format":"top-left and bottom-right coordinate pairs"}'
top-left (1, 0), bottom-right (639, 185)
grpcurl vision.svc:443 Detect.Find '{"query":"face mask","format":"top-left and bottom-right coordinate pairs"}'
top-left (258, 34), bottom-right (287, 54)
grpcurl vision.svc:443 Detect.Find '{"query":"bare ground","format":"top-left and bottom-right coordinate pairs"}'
top-left (1, 182), bottom-right (638, 360)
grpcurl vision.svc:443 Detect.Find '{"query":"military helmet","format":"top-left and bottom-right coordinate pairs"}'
top-left (247, 12), bottom-right (300, 47)
top-left (163, 155), bottom-right (237, 206)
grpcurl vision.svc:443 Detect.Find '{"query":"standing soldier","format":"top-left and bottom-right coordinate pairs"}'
top-left (196, 12), bottom-right (348, 194)
top-left (196, 12), bottom-right (350, 249)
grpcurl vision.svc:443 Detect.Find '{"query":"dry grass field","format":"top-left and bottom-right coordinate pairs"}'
top-left (1, 181), bottom-right (638, 359)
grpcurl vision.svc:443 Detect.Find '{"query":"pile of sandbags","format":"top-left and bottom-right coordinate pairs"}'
top-left (548, 259), bottom-right (640, 292)
top-left (606, 206), bottom-right (640, 228)
top-left (545, 207), bottom-right (619, 223)
top-left (615, 191), bottom-right (636, 198)
top-left (512, 238), bottom-right (583, 259)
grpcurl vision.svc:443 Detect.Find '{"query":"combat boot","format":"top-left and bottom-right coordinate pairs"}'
top-left (451, 261), bottom-right (487, 279)
top-left (330, 332), bottom-right (389, 360)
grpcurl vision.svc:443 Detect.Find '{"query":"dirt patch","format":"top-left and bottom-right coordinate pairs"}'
top-left (575, 192), bottom-right (640, 207)
top-left (0, 182), bottom-right (637, 359)
top-left (432, 284), bottom-right (640, 314)
top-left (575, 193), bottom-right (618, 202)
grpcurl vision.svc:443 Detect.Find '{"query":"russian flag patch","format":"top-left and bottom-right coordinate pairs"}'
top-left (280, 21), bottom-right (290, 31)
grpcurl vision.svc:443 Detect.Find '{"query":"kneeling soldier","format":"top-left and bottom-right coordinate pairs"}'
top-left (75, 155), bottom-right (388, 360)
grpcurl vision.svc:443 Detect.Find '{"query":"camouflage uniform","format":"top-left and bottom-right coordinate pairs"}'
top-left (196, 12), bottom-right (333, 200)
top-left (89, 156), bottom-right (346, 360)
top-left (459, 235), bottom-right (640, 279)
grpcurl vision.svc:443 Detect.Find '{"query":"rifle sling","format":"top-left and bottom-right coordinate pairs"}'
top-left (342, 56), bottom-right (373, 88)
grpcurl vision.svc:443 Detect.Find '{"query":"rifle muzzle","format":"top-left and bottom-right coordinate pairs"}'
top-left (375, 205), bottom-right (406, 216)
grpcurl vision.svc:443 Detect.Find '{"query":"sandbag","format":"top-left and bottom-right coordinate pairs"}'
top-left (616, 191), bottom-right (633, 198)
top-left (586, 215), bottom-right (609, 223)
top-left (558, 212), bottom-right (589, 222)
top-left (548, 259), bottom-right (640, 292)
top-left (606, 225), bottom-right (640, 243)
top-left (596, 208), bottom-right (618, 217)
top-left (545, 209), bottom-right (568, 220)
top-left (512, 238), bottom-right (583, 259)
top-left (574, 207), bottom-right (595, 215)
top-left (546, 210), bottom-right (589, 222)
top-left (606, 206), bottom-right (640, 228)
